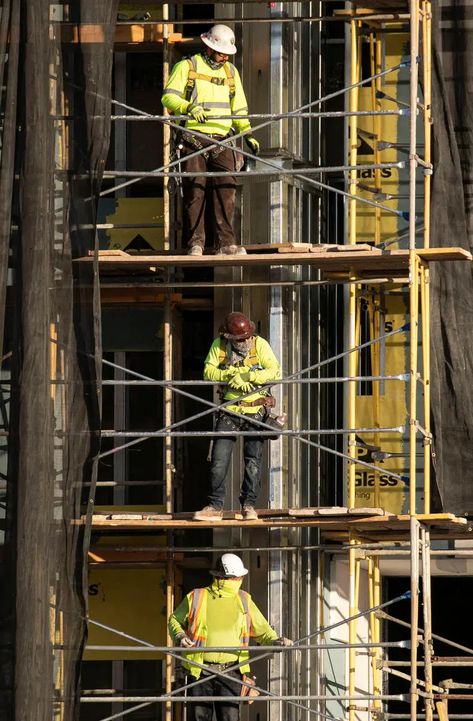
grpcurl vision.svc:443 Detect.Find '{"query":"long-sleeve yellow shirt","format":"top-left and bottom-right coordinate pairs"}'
top-left (204, 335), bottom-right (281, 414)
top-left (162, 53), bottom-right (251, 137)
top-left (169, 579), bottom-right (278, 678)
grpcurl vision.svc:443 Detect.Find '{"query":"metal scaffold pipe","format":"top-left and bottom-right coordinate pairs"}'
top-left (111, 110), bottom-right (404, 120)
top-left (85, 641), bottom-right (411, 652)
top-left (100, 427), bottom-right (405, 438)
top-left (101, 375), bottom-right (409, 385)
top-left (102, 161), bottom-right (404, 178)
top-left (86, 590), bottom-right (411, 717)
top-left (98, 277), bottom-right (409, 289)
top-left (96, 326), bottom-right (409, 481)
top-left (81, 694), bottom-right (409, 703)
top-left (114, 13), bottom-right (410, 24)
top-left (102, 60), bottom-right (410, 205)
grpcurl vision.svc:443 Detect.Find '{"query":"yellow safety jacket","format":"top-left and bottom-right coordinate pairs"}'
top-left (204, 335), bottom-right (281, 414)
top-left (161, 53), bottom-right (252, 136)
top-left (168, 579), bottom-right (278, 678)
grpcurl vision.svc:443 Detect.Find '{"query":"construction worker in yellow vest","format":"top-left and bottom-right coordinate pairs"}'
top-left (193, 312), bottom-right (281, 522)
top-left (162, 25), bottom-right (259, 256)
top-left (169, 553), bottom-right (293, 721)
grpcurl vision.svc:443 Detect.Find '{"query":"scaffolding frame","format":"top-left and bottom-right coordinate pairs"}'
top-left (74, 3), bottom-right (473, 721)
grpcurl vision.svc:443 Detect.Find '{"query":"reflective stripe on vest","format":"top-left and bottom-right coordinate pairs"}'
top-left (188, 588), bottom-right (206, 646)
top-left (184, 56), bottom-right (236, 104)
top-left (187, 587), bottom-right (252, 647)
top-left (239, 590), bottom-right (252, 645)
top-left (218, 337), bottom-right (259, 369)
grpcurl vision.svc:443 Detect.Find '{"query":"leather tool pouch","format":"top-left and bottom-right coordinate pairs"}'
top-left (263, 408), bottom-right (287, 440)
top-left (240, 674), bottom-right (260, 704)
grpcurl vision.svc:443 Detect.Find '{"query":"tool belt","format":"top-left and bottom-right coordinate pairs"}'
top-left (236, 396), bottom-right (276, 408)
top-left (204, 661), bottom-right (237, 672)
top-left (181, 131), bottom-right (231, 160)
top-left (216, 409), bottom-right (264, 434)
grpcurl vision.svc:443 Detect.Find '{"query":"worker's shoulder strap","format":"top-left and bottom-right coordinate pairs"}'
top-left (238, 589), bottom-right (251, 614)
top-left (184, 55), bottom-right (236, 102)
top-left (218, 337), bottom-right (229, 367)
top-left (238, 590), bottom-right (252, 642)
top-left (218, 336), bottom-right (259, 368)
top-left (183, 56), bottom-right (198, 102)
top-left (223, 62), bottom-right (236, 100)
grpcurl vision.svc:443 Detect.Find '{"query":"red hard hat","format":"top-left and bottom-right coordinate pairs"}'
top-left (220, 312), bottom-right (255, 341)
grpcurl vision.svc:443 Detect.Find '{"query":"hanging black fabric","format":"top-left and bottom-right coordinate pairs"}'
top-left (0, 2), bottom-right (118, 719)
top-left (430, 1), bottom-right (473, 513)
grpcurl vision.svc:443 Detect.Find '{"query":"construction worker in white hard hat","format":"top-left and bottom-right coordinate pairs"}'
top-left (162, 25), bottom-right (260, 256)
top-left (169, 553), bottom-right (293, 721)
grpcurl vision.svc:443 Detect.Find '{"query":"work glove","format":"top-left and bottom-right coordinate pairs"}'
top-left (221, 365), bottom-right (239, 382)
top-left (188, 103), bottom-right (208, 123)
top-left (274, 637), bottom-right (294, 647)
top-left (245, 136), bottom-right (260, 156)
top-left (176, 632), bottom-right (195, 648)
top-left (236, 369), bottom-right (263, 384)
top-left (228, 375), bottom-right (254, 394)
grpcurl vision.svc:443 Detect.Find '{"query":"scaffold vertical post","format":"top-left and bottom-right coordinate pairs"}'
top-left (421, 525), bottom-right (434, 721)
top-left (409, 0), bottom-right (420, 516)
top-left (162, 5), bottom-right (174, 720)
top-left (410, 516), bottom-right (420, 721)
top-left (421, 0), bottom-right (432, 513)
top-left (420, 261), bottom-right (431, 513)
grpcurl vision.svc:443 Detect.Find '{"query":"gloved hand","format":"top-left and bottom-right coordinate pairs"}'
top-left (245, 136), bottom-right (260, 156)
top-left (188, 103), bottom-right (208, 123)
top-left (221, 365), bottom-right (239, 381)
top-left (176, 632), bottom-right (195, 648)
top-left (228, 375), bottom-right (254, 393)
top-left (236, 369), bottom-right (260, 384)
top-left (274, 637), bottom-right (294, 647)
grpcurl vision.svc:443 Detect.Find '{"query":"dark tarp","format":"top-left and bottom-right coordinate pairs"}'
top-left (430, 0), bottom-right (473, 513)
top-left (0, 1), bottom-right (118, 719)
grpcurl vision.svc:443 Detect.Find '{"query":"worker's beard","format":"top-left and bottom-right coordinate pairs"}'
top-left (203, 52), bottom-right (225, 70)
top-left (231, 339), bottom-right (252, 356)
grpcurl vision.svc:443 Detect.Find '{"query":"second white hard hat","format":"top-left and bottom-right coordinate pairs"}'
top-left (201, 24), bottom-right (237, 55)
top-left (211, 553), bottom-right (248, 577)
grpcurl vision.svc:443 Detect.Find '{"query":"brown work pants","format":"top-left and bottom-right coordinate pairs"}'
top-left (181, 134), bottom-right (236, 250)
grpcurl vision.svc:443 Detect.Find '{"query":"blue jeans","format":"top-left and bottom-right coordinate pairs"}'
top-left (208, 412), bottom-right (265, 509)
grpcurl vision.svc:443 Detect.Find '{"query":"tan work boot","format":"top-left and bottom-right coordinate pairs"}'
top-left (241, 504), bottom-right (258, 520)
top-left (215, 245), bottom-right (247, 255)
top-left (188, 245), bottom-right (203, 256)
top-left (193, 505), bottom-right (223, 521)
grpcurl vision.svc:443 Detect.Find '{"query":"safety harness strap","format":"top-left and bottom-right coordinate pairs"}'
top-left (218, 337), bottom-right (259, 369)
top-left (239, 590), bottom-right (252, 645)
top-left (184, 56), bottom-right (236, 102)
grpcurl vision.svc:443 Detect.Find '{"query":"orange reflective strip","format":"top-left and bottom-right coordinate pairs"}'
top-left (188, 588), bottom-right (206, 641)
top-left (239, 591), bottom-right (252, 645)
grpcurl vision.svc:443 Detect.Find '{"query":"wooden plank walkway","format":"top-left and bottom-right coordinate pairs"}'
top-left (76, 247), bottom-right (472, 276)
top-left (86, 509), bottom-right (471, 540)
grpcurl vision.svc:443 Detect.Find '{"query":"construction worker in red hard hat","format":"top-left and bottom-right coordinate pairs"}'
top-left (193, 313), bottom-right (280, 522)
top-left (169, 553), bottom-right (293, 721)
top-left (162, 25), bottom-right (259, 256)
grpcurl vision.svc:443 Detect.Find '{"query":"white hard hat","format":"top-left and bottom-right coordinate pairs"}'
top-left (201, 24), bottom-right (237, 55)
top-left (211, 553), bottom-right (248, 578)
